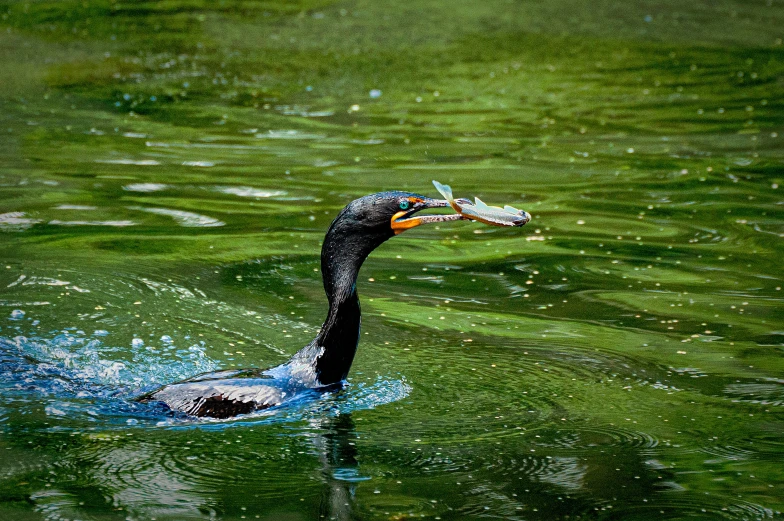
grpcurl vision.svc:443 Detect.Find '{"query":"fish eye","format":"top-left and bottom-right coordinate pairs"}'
top-left (399, 200), bottom-right (410, 210)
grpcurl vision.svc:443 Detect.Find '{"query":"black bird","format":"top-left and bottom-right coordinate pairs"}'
top-left (139, 191), bottom-right (529, 419)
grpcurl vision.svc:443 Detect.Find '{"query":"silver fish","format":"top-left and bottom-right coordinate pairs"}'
top-left (432, 180), bottom-right (530, 227)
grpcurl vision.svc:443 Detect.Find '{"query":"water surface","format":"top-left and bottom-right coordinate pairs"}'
top-left (0, 1), bottom-right (783, 519)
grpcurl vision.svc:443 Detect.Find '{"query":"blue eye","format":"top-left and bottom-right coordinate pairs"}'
top-left (399, 200), bottom-right (410, 210)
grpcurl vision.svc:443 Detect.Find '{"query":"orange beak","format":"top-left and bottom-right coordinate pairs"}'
top-left (391, 211), bottom-right (423, 234)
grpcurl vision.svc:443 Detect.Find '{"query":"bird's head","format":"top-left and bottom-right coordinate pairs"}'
top-left (321, 191), bottom-right (460, 293)
top-left (329, 191), bottom-right (458, 243)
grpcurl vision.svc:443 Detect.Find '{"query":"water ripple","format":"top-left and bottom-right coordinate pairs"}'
top-left (128, 206), bottom-right (225, 227)
top-left (123, 183), bottom-right (169, 192)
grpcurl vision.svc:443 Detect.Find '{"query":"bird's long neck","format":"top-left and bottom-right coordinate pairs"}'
top-left (311, 216), bottom-right (387, 385)
top-left (313, 284), bottom-right (361, 385)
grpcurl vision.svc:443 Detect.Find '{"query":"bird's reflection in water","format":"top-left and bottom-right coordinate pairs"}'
top-left (310, 412), bottom-right (367, 521)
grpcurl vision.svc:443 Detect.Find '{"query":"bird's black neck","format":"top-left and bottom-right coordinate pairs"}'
top-left (310, 208), bottom-right (391, 385)
top-left (313, 286), bottom-right (361, 385)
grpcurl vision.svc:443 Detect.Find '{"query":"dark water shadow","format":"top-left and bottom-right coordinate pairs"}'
top-left (311, 412), bottom-right (367, 521)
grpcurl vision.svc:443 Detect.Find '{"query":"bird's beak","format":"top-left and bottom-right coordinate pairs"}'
top-left (391, 197), bottom-right (465, 234)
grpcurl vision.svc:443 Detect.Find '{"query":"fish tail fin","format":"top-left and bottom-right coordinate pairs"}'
top-left (432, 180), bottom-right (454, 202)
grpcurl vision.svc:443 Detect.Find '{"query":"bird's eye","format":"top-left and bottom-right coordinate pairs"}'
top-left (399, 200), bottom-right (410, 210)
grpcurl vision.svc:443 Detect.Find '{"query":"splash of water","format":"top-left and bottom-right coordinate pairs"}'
top-left (0, 328), bottom-right (411, 430)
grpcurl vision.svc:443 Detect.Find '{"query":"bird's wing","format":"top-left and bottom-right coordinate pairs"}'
top-left (150, 378), bottom-right (285, 418)
top-left (184, 368), bottom-right (263, 382)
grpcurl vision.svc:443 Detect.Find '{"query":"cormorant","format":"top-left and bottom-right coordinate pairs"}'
top-left (139, 190), bottom-right (529, 419)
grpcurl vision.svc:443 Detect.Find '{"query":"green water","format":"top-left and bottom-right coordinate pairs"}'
top-left (1, 1), bottom-right (783, 519)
